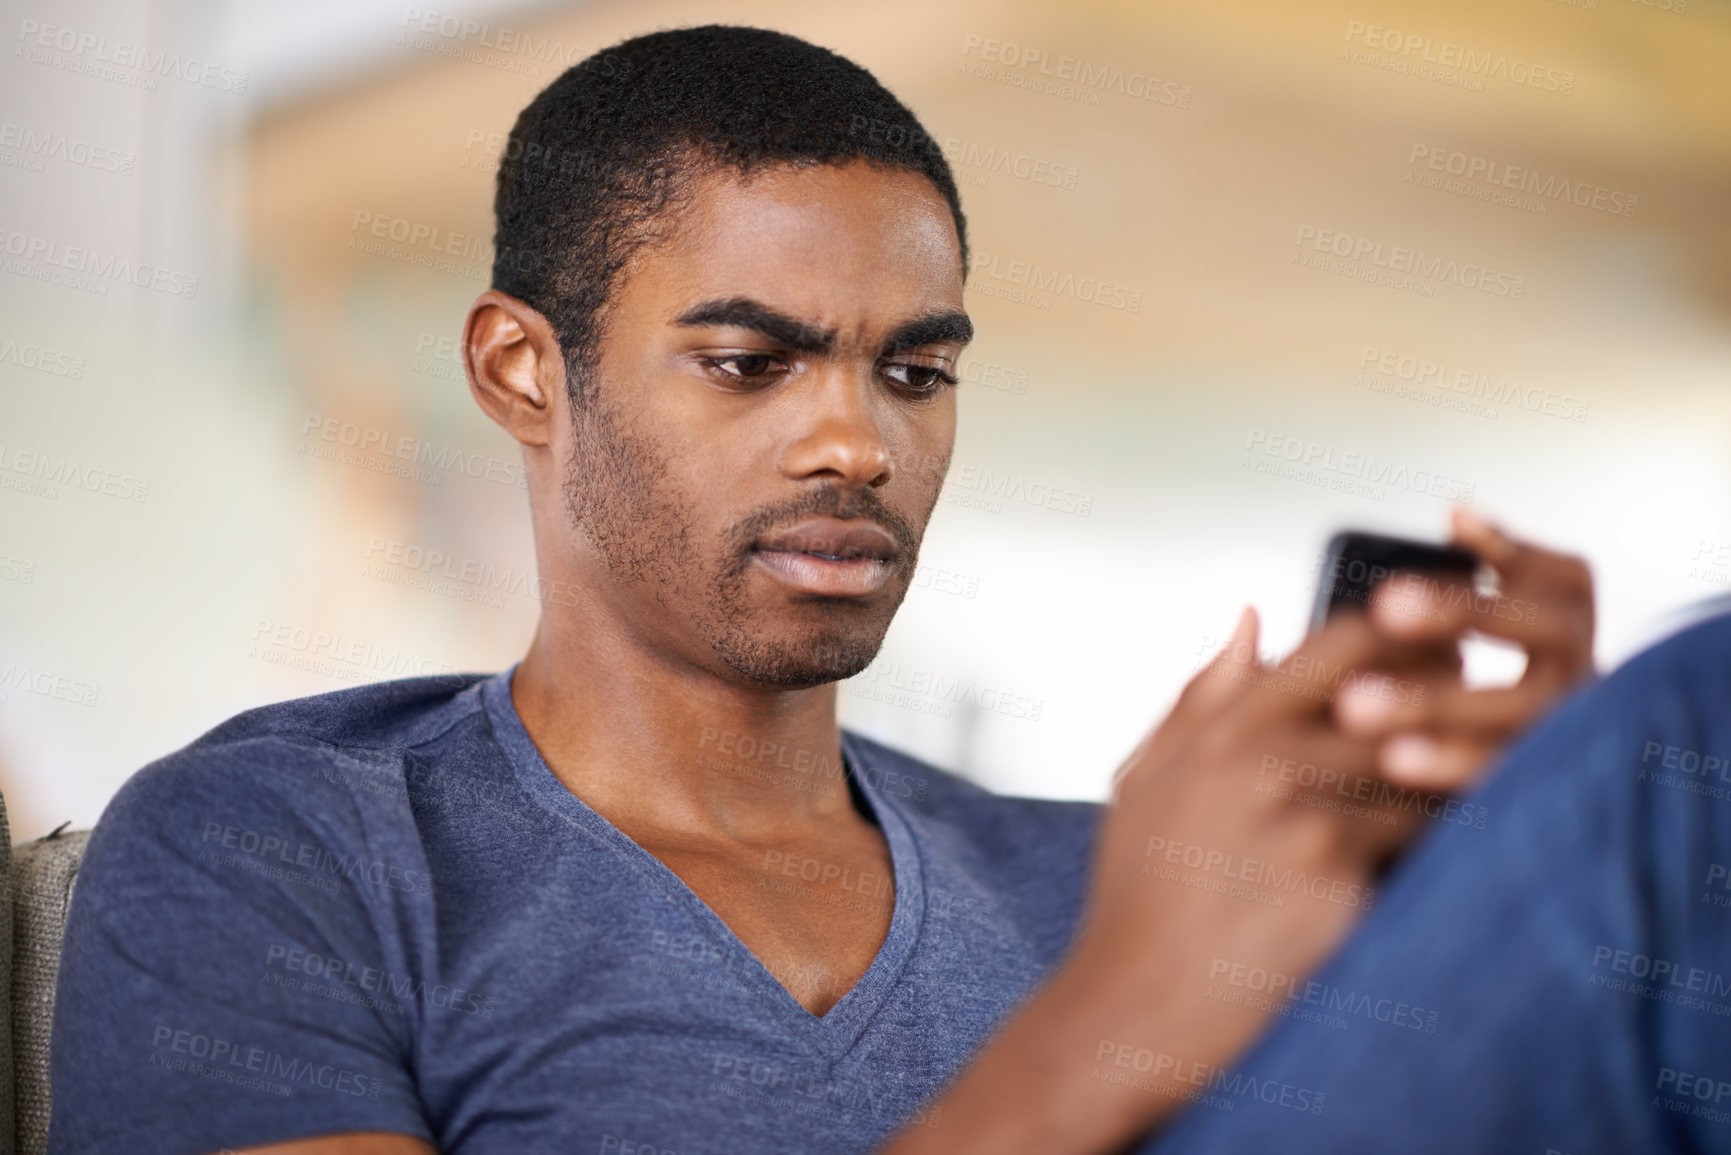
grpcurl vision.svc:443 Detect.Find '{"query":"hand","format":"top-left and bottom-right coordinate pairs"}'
top-left (1070, 608), bottom-right (1425, 1106)
top-left (881, 607), bottom-right (1443, 1155)
top-left (1335, 509), bottom-right (1596, 792)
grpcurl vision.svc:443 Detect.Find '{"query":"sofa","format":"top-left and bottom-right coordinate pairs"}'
top-left (0, 794), bottom-right (92, 1155)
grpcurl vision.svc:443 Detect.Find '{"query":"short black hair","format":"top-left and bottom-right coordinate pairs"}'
top-left (490, 24), bottom-right (969, 404)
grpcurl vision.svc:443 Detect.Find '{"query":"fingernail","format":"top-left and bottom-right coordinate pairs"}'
top-left (1454, 507), bottom-right (1499, 537)
top-left (1336, 686), bottom-right (1397, 728)
top-left (1382, 734), bottom-right (1439, 781)
top-left (1374, 582), bottom-right (1435, 629)
top-left (1222, 607), bottom-right (1257, 663)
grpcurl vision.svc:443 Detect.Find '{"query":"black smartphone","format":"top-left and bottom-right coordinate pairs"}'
top-left (1311, 531), bottom-right (1479, 631)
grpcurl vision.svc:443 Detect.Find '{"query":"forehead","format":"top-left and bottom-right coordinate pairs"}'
top-left (631, 160), bottom-right (965, 330)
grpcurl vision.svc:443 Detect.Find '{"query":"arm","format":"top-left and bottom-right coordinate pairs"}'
top-left (49, 739), bottom-right (437, 1153)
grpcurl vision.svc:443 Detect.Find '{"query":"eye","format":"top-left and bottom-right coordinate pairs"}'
top-left (704, 354), bottom-right (787, 383)
top-left (882, 362), bottom-right (959, 395)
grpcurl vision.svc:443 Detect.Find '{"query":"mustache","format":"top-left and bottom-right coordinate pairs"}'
top-left (722, 487), bottom-right (919, 561)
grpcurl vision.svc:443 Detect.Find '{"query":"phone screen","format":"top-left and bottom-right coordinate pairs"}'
top-left (1311, 531), bottom-right (1478, 632)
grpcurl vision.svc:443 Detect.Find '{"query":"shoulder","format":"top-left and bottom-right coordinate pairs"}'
top-left (193, 671), bottom-right (493, 755)
top-left (54, 691), bottom-right (460, 1152)
top-left (89, 674), bottom-right (494, 874)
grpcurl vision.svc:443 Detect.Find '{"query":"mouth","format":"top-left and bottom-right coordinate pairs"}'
top-left (750, 518), bottom-right (899, 597)
top-left (750, 550), bottom-right (891, 597)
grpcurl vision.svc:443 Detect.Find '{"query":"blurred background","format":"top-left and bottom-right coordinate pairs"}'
top-left (2, 0), bottom-right (1729, 839)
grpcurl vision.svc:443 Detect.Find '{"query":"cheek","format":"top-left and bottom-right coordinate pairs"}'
top-left (889, 407), bottom-right (955, 492)
top-left (643, 422), bottom-right (747, 540)
top-left (659, 417), bottom-right (750, 497)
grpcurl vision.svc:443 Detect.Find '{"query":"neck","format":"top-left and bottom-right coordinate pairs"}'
top-left (509, 611), bottom-right (861, 847)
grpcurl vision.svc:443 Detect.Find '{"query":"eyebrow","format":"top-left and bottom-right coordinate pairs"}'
top-left (675, 298), bottom-right (834, 353)
top-left (673, 297), bottom-right (973, 357)
top-left (882, 310), bottom-right (973, 355)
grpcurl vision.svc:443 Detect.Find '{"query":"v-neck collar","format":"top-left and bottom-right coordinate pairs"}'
top-left (479, 666), bottom-right (926, 1058)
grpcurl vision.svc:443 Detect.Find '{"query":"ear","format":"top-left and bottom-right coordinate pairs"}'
top-left (463, 289), bottom-right (566, 447)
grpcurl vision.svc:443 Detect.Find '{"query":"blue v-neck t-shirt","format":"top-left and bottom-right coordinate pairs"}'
top-left (48, 671), bottom-right (1100, 1154)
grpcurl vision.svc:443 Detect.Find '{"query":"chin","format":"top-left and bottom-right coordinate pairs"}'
top-left (711, 626), bottom-right (885, 688)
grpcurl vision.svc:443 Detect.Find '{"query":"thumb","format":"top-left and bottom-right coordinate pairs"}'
top-left (1226, 606), bottom-right (1260, 663)
top-left (1113, 607), bottom-right (1261, 790)
top-left (1189, 605), bottom-right (1260, 710)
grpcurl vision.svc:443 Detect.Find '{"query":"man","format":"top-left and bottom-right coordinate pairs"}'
top-left (50, 25), bottom-right (1625, 1155)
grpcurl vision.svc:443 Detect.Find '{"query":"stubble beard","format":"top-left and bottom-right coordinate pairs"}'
top-left (561, 380), bottom-right (932, 688)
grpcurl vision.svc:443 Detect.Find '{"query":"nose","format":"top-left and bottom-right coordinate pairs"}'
top-left (777, 366), bottom-right (893, 489)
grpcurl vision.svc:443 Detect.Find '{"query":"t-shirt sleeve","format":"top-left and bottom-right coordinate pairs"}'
top-left (47, 737), bottom-right (436, 1155)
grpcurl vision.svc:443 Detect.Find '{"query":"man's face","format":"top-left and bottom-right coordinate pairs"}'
top-left (557, 160), bottom-right (970, 687)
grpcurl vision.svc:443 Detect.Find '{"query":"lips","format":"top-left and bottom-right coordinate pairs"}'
top-left (754, 518), bottom-right (897, 561)
top-left (750, 518), bottom-right (898, 596)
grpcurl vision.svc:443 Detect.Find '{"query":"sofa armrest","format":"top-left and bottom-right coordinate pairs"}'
top-left (11, 825), bottom-right (90, 1155)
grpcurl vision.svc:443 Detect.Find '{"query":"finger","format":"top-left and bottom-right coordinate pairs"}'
top-left (1369, 565), bottom-right (1588, 658)
top-left (1367, 568), bottom-right (1470, 640)
top-left (1361, 579), bottom-right (1467, 654)
top-left (1246, 612), bottom-right (1399, 722)
top-left (1330, 652), bottom-right (1466, 740)
top-left (1373, 581), bottom-right (1569, 653)
top-left (1326, 644), bottom-right (1463, 732)
top-left (1338, 675), bottom-right (1562, 741)
top-left (1451, 508), bottom-right (1593, 606)
top-left (1377, 732), bottom-right (1502, 792)
top-left (1449, 507), bottom-right (1522, 570)
top-left (1115, 607), bottom-right (1260, 789)
top-left (1184, 606), bottom-right (1261, 715)
top-left (1364, 647), bottom-right (1462, 686)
